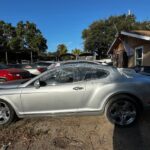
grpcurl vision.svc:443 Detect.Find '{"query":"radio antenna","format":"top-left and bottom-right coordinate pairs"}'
top-left (113, 23), bottom-right (119, 36)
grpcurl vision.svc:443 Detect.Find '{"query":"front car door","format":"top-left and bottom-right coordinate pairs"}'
top-left (20, 65), bottom-right (85, 116)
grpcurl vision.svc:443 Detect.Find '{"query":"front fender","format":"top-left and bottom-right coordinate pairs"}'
top-left (0, 89), bottom-right (23, 117)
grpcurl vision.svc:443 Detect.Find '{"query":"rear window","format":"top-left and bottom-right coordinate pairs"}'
top-left (84, 69), bottom-right (108, 80)
top-left (78, 67), bottom-right (109, 81)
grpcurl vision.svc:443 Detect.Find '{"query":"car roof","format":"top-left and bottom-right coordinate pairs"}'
top-left (60, 60), bottom-right (115, 71)
top-left (59, 60), bottom-right (100, 64)
top-left (36, 61), bottom-right (54, 63)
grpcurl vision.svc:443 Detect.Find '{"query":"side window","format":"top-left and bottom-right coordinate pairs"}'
top-left (56, 67), bottom-right (74, 83)
top-left (39, 68), bottom-right (59, 84)
top-left (84, 68), bottom-right (109, 80)
top-left (40, 67), bottom-right (76, 85)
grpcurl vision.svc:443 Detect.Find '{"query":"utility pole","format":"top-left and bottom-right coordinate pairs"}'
top-left (5, 51), bottom-right (8, 64)
top-left (31, 51), bottom-right (33, 63)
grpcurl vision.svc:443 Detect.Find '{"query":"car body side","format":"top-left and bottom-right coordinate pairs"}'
top-left (0, 67), bottom-right (150, 118)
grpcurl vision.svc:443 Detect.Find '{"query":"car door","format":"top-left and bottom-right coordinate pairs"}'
top-left (77, 66), bottom-right (110, 111)
top-left (20, 66), bottom-right (85, 115)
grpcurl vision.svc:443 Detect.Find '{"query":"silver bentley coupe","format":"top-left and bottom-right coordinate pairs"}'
top-left (0, 61), bottom-right (150, 127)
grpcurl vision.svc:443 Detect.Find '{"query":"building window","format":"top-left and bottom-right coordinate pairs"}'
top-left (135, 46), bottom-right (143, 66)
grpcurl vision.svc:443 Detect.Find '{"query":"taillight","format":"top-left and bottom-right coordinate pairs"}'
top-left (8, 73), bottom-right (21, 77)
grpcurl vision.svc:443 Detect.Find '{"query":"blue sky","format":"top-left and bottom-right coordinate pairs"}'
top-left (0, 0), bottom-right (149, 52)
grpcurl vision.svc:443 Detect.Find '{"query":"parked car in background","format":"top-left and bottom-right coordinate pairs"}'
top-left (22, 64), bottom-right (47, 76)
top-left (0, 62), bottom-right (150, 127)
top-left (7, 64), bottom-right (47, 76)
top-left (134, 66), bottom-right (150, 76)
top-left (35, 61), bottom-right (54, 68)
top-left (47, 60), bottom-right (100, 69)
top-left (21, 60), bottom-right (30, 64)
top-left (0, 64), bottom-right (31, 83)
top-left (95, 59), bottom-right (113, 66)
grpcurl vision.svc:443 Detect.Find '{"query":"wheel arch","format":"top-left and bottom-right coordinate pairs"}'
top-left (0, 77), bottom-right (7, 81)
top-left (104, 92), bottom-right (144, 112)
top-left (0, 97), bottom-right (20, 117)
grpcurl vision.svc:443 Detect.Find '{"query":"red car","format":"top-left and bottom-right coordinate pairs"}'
top-left (0, 64), bottom-right (31, 83)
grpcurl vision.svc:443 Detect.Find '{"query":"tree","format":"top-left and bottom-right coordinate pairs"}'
top-left (0, 21), bottom-right (7, 51)
top-left (16, 21), bottom-right (47, 53)
top-left (0, 20), bottom-right (48, 54)
top-left (15, 21), bottom-right (25, 50)
top-left (0, 21), bottom-right (16, 51)
top-left (82, 14), bottom-right (150, 58)
top-left (72, 48), bottom-right (82, 55)
top-left (56, 44), bottom-right (68, 56)
top-left (0, 20), bottom-right (48, 63)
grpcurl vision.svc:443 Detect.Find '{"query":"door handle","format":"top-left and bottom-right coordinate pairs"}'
top-left (73, 87), bottom-right (84, 90)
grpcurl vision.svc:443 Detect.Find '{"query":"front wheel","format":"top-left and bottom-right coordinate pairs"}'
top-left (0, 100), bottom-right (16, 126)
top-left (105, 96), bottom-right (139, 127)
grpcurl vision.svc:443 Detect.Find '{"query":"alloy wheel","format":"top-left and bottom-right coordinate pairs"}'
top-left (0, 102), bottom-right (10, 125)
top-left (109, 100), bottom-right (137, 126)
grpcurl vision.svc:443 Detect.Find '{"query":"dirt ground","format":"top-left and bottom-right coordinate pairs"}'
top-left (1, 110), bottom-right (150, 150)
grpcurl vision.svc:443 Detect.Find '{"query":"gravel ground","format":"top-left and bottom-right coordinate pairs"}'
top-left (0, 110), bottom-right (150, 150)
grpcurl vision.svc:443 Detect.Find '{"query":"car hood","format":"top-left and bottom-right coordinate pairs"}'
top-left (0, 79), bottom-right (29, 89)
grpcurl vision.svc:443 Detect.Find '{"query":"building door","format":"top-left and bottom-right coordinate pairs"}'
top-left (123, 51), bottom-right (128, 68)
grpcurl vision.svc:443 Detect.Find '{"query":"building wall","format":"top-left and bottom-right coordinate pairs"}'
top-left (125, 37), bottom-right (139, 67)
top-left (112, 43), bottom-right (124, 67)
top-left (112, 36), bottom-right (150, 67)
top-left (128, 56), bottom-right (134, 68)
top-left (143, 44), bottom-right (150, 66)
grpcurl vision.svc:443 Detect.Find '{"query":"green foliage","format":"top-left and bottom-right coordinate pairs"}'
top-left (0, 20), bottom-right (47, 54)
top-left (72, 48), bottom-right (82, 55)
top-left (0, 21), bottom-right (16, 51)
top-left (56, 44), bottom-right (68, 56)
top-left (82, 14), bottom-right (150, 58)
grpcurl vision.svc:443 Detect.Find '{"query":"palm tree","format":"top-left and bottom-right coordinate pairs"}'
top-left (72, 48), bottom-right (82, 59)
top-left (57, 44), bottom-right (68, 56)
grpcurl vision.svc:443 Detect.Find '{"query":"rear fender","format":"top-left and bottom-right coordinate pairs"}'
top-left (103, 92), bottom-right (144, 112)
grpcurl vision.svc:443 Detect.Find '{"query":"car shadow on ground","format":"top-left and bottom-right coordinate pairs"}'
top-left (113, 110), bottom-right (150, 150)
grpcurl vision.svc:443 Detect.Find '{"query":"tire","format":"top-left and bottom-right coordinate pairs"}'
top-left (105, 95), bottom-right (139, 127)
top-left (0, 99), bottom-right (16, 126)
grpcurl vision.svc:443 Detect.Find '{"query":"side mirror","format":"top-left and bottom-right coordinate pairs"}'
top-left (34, 80), bottom-right (40, 89)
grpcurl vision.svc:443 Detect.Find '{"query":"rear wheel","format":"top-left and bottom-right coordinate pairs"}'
top-left (105, 95), bottom-right (139, 127)
top-left (0, 100), bottom-right (16, 126)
